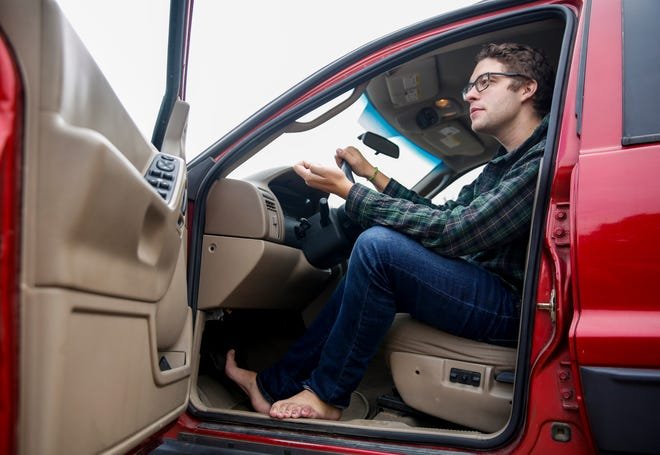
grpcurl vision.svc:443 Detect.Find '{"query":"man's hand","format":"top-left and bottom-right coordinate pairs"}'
top-left (334, 146), bottom-right (375, 179)
top-left (335, 145), bottom-right (391, 191)
top-left (293, 160), bottom-right (354, 199)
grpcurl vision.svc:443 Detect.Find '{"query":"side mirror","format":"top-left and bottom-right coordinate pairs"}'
top-left (358, 132), bottom-right (400, 159)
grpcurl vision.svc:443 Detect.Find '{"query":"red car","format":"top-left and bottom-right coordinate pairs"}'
top-left (2, 0), bottom-right (659, 453)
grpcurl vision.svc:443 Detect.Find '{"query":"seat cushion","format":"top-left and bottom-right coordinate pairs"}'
top-left (385, 314), bottom-right (516, 370)
top-left (383, 314), bottom-right (517, 432)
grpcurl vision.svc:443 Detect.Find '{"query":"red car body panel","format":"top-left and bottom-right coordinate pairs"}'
top-left (0, 33), bottom-right (22, 455)
top-left (570, 0), bottom-right (660, 368)
top-left (573, 147), bottom-right (660, 367)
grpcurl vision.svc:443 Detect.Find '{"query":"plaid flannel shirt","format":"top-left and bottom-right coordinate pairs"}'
top-left (345, 117), bottom-right (548, 295)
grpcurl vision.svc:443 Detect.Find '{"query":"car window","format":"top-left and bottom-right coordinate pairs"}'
top-left (55, 0), bottom-right (169, 143)
top-left (432, 165), bottom-right (484, 204)
top-left (229, 95), bottom-right (440, 206)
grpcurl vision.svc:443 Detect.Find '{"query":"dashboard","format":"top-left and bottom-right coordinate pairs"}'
top-left (195, 167), bottom-right (352, 311)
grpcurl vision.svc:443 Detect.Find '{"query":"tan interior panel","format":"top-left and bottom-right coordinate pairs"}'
top-left (21, 289), bottom-right (191, 455)
top-left (205, 178), bottom-right (284, 242)
top-left (201, 177), bottom-right (332, 310)
top-left (156, 239), bottom-right (191, 351)
top-left (198, 235), bottom-right (332, 310)
top-left (389, 353), bottom-right (513, 433)
top-left (36, 113), bottom-right (185, 301)
top-left (385, 315), bottom-right (515, 433)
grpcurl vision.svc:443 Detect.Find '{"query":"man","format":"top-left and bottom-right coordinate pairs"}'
top-left (226, 43), bottom-right (554, 420)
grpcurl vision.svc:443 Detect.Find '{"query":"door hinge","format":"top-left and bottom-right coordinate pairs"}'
top-left (550, 203), bottom-right (570, 246)
top-left (558, 360), bottom-right (579, 411)
top-left (537, 288), bottom-right (556, 323)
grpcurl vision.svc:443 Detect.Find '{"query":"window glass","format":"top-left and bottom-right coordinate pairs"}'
top-left (55, 0), bottom-right (169, 142)
top-left (230, 96), bottom-right (439, 206)
top-left (432, 165), bottom-right (484, 205)
top-left (622, 0), bottom-right (660, 145)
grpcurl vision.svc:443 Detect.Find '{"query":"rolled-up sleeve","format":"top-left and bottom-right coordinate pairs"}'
top-left (344, 158), bottom-right (541, 257)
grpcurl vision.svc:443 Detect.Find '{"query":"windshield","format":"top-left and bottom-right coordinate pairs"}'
top-left (229, 95), bottom-right (441, 205)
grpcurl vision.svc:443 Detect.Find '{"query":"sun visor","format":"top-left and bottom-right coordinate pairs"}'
top-left (384, 57), bottom-right (439, 108)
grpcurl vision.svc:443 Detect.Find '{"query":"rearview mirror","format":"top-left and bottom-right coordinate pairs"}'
top-left (358, 132), bottom-right (400, 159)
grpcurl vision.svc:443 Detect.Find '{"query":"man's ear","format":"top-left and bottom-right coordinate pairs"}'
top-left (520, 79), bottom-right (538, 102)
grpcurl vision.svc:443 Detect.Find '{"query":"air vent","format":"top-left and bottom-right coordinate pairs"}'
top-left (260, 190), bottom-right (277, 212)
top-left (264, 199), bottom-right (276, 211)
top-left (260, 190), bottom-right (280, 240)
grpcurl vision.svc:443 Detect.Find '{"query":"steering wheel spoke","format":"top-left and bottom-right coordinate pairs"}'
top-left (341, 161), bottom-right (355, 183)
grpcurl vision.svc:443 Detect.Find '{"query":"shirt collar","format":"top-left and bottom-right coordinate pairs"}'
top-left (491, 115), bottom-right (549, 164)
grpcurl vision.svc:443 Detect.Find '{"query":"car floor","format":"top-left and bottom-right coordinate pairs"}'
top-left (195, 311), bottom-right (472, 430)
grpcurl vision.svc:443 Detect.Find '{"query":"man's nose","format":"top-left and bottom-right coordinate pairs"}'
top-left (463, 86), bottom-right (478, 102)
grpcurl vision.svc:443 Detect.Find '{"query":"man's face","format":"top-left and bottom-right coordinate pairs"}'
top-left (464, 58), bottom-right (526, 137)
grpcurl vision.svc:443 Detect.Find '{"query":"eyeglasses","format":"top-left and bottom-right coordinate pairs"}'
top-left (461, 72), bottom-right (530, 100)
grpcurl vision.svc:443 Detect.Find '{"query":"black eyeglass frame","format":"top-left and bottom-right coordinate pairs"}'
top-left (461, 72), bottom-right (531, 99)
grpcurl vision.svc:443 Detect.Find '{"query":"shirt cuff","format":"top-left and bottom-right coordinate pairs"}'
top-left (345, 183), bottom-right (370, 221)
top-left (383, 178), bottom-right (405, 197)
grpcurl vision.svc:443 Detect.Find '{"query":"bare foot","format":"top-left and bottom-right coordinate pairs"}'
top-left (224, 349), bottom-right (271, 414)
top-left (270, 389), bottom-right (342, 420)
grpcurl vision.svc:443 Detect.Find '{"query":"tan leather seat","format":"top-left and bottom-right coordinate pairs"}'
top-left (384, 314), bottom-right (516, 432)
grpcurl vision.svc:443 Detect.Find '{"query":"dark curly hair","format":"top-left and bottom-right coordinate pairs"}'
top-left (475, 43), bottom-right (555, 117)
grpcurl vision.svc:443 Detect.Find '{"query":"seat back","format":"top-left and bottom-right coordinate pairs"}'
top-left (384, 314), bottom-right (516, 432)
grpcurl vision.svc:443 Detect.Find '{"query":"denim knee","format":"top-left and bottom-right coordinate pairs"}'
top-left (352, 226), bottom-right (400, 260)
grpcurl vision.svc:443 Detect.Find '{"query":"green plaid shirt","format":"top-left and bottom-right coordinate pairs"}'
top-left (345, 117), bottom-right (548, 295)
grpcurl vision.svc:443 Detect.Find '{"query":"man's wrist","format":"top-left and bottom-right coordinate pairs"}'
top-left (367, 166), bottom-right (379, 182)
top-left (337, 181), bottom-right (354, 200)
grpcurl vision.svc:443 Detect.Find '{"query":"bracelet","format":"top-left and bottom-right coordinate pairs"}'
top-left (367, 167), bottom-right (379, 182)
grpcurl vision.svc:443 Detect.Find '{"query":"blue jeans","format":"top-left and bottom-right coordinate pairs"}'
top-left (256, 226), bottom-right (520, 408)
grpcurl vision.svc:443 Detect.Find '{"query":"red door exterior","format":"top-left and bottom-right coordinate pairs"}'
top-left (0, 32), bottom-right (22, 455)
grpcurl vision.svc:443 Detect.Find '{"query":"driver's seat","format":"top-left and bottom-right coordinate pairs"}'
top-left (383, 314), bottom-right (516, 432)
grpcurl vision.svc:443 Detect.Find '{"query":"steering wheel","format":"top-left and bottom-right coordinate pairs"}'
top-left (292, 162), bottom-right (361, 268)
top-left (341, 160), bottom-right (355, 183)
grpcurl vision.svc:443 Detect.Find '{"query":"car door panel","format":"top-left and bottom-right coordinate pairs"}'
top-left (36, 114), bottom-right (186, 299)
top-left (0, 0), bottom-right (192, 453)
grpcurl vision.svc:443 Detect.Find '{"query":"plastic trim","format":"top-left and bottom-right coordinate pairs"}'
top-left (575, 0), bottom-right (591, 136)
top-left (152, 0), bottom-right (189, 150)
top-left (581, 366), bottom-right (660, 453)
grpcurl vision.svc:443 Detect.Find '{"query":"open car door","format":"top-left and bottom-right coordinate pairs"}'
top-left (1, 0), bottom-right (193, 453)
